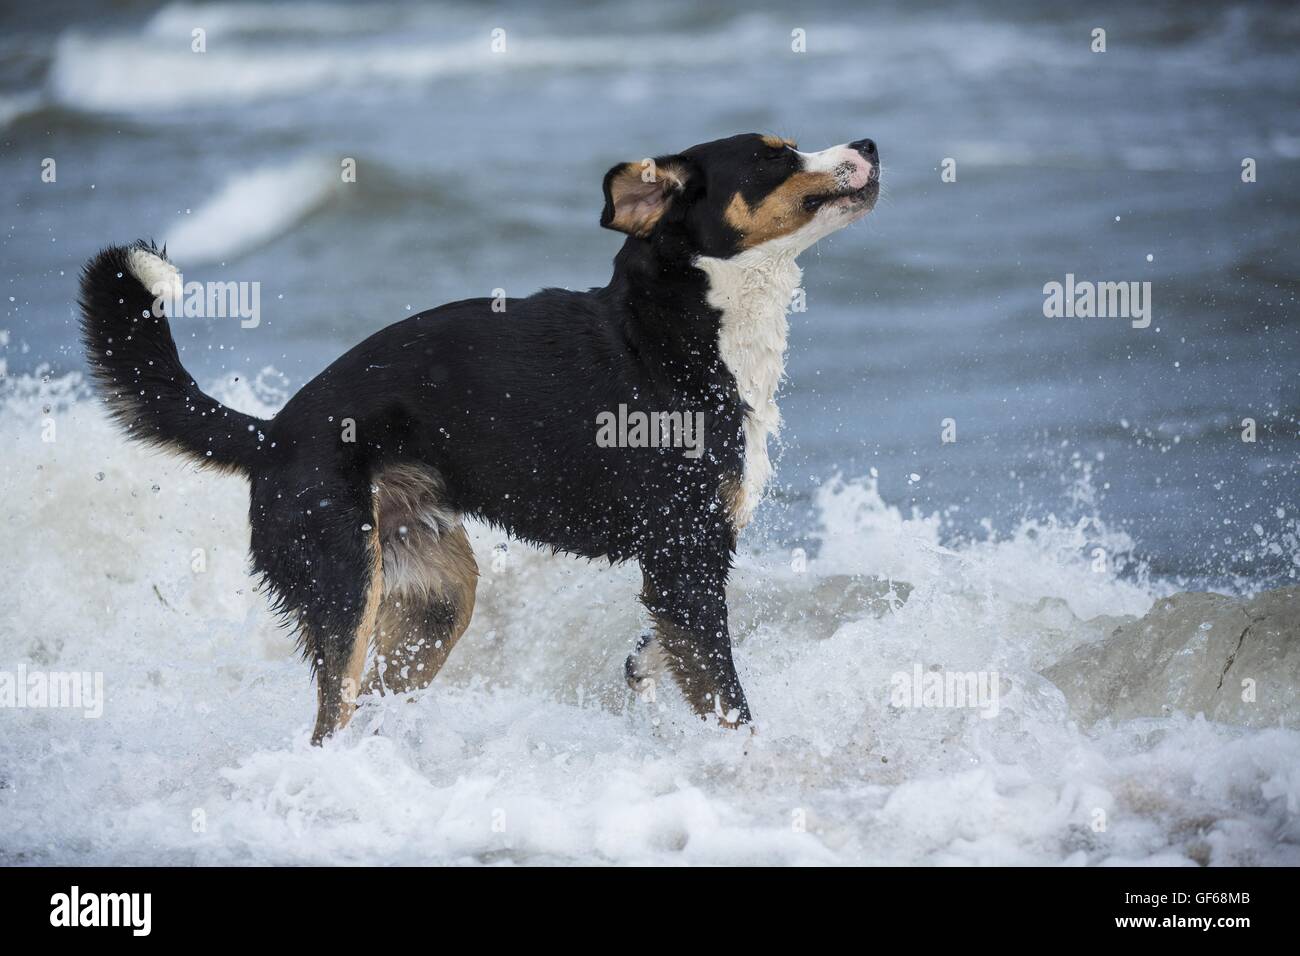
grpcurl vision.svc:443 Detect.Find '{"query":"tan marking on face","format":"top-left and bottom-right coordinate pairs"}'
top-left (723, 170), bottom-right (838, 250)
top-left (760, 135), bottom-right (798, 149)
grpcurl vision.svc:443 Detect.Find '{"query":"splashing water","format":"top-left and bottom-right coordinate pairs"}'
top-left (0, 370), bottom-right (1296, 864)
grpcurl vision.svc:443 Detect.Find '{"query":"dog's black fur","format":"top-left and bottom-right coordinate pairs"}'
top-left (79, 133), bottom-right (879, 742)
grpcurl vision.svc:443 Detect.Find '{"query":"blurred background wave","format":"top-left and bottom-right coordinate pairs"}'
top-left (1, 0), bottom-right (1297, 588)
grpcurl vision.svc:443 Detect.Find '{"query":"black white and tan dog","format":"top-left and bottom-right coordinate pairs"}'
top-left (78, 133), bottom-right (880, 743)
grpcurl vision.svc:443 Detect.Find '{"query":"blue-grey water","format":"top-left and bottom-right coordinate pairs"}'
top-left (1, 0), bottom-right (1297, 589)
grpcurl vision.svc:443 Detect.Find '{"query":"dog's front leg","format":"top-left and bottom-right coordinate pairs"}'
top-left (638, 544), bottom-right (751, 727)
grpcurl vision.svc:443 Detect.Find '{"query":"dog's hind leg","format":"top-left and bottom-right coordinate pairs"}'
top-left (306, 518), bottom-right (383, 744)
top-left (365, 526), bottom-right (477, 694)
top-left (364, 464), bottom-right (478, 696)
top-left (250, 472), bottom-right (383, 745)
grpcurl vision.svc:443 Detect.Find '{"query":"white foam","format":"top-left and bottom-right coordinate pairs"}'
top-left (145, 1), bottom-right (407, 38)
top-left (0, 371), bottom-right (1296, 864)
top-left (48, 17), bottom-right (801, 113)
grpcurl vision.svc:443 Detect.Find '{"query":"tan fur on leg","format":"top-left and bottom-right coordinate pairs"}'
top-left (644, 606), bottom-right (749, 728)
top-left (364, 465), bottom-right (478, 696)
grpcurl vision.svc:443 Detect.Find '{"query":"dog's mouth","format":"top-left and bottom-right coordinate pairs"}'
top-left (802, 175), bottom-right (880, 214)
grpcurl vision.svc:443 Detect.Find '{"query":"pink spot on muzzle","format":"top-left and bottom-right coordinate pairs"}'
top-left (843, 152), bottom-right (874, 189)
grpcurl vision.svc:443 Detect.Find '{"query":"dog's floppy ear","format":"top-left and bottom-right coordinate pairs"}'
top-left (600, 156), bottom-right (693, 237)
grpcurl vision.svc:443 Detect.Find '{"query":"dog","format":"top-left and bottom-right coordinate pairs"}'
top-left (78, 133), bottom-right (880, 743)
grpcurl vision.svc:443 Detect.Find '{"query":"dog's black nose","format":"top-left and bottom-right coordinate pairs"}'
top-left (851, 138), bottom-right (878, 160)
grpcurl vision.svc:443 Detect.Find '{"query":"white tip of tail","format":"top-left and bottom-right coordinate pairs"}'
top-left (126, 247), bottom-right (183, 304)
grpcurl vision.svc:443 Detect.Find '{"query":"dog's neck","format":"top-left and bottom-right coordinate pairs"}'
top-left (607, 240), bottom-right (801, 527)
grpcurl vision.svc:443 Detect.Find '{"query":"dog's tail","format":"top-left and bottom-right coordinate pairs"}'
top-left (78, 241), bottom-right (270, 475)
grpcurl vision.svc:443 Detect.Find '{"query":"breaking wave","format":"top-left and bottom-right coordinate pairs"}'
top-left (1, 369), bottom-right (1296, 864)
top-left (163, 155), bottom-right (341, 264)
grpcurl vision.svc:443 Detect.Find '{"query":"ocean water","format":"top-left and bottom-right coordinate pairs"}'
top-left (1, 1), bottom-right (1298, 864)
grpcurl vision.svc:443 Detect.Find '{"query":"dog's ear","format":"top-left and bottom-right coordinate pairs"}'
top-left (600, 156), bottom-right (693, 237)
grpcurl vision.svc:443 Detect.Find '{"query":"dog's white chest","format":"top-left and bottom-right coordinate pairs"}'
top-left (695, 250), bottom-right (801, 528)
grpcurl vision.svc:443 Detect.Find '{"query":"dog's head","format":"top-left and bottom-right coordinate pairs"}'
top-left (601, 133), bottom-right (879, 259)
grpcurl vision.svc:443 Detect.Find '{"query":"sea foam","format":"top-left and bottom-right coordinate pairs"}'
top-left (0, 370), bottom-right (1296, 865)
